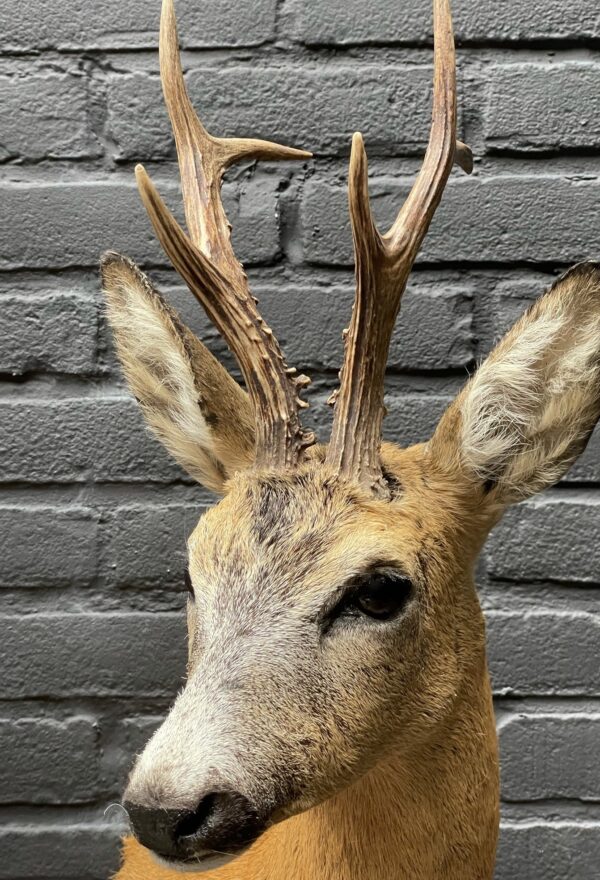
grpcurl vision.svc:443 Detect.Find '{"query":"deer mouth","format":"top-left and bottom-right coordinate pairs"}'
top-left (125, 789), bottom-right (268, 870)
top-left (151, 846), bottom-right (249, 874)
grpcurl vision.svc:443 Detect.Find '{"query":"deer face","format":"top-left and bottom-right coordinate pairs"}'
top-left (121, 455), bottom-right (487, 870)
top-left (102, 0), bottom-right (600, 871)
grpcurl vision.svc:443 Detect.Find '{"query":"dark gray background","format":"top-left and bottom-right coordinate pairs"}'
top-left (1, 0), bottom-right (600, 877)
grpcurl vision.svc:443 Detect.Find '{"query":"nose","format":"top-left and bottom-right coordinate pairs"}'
top-left (124, 790), bottom-right (264, 861)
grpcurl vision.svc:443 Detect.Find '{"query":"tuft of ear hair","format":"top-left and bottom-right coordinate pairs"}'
top-left (101, 252), bottom-right (255, 494)
top-left (432, 262), bottom-right (600, 504)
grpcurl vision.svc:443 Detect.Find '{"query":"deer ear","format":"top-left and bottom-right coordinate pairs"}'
top-left (101, 252), bottom-right (255, 494)
top-left (431, 262), bottom-right (600, 504)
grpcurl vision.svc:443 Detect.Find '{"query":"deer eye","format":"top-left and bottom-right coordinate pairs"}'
top-left (184, 569), bottom-right (194, 599)
top-left (322, 570), bottom-right (413, 633)
top-left (350, 571), bottom-right (413, 620)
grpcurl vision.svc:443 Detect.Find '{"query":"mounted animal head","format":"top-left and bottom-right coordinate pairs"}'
top-left (101, 0), bottom-right (600, 871)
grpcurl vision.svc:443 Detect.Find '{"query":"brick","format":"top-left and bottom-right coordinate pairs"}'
top-left (88, 398), bottom-right (186, 482)
top-left (496, 823), bottom-right (600, 880)
top-left (0, 176), bottom-right (280, 270)
top-left (309, 393), bottom-right (451, 448)
top-left (486, 497), bottom-right (600, 584)
top-left (2, 0), bottom-right (600, 870)
top-left (301, 176), bottom-right (600, 266)
top-left (486, 64), bottom-right (600, 152)
top-left (10, 608), bottom-right (598, 707)
top-left (119, 716), bottom-right (162, 755)
top-left (106, 73), bottom-right (171, 163)
top-left (488, 611), bottom-right (600, 695)
top-left (105, 504), bottom-right (194, 588)
top-left (134, 281), bottom-right (470, 375)
top-left (108, 66), bottom-right (452, 161)
top-left (0, 71), bottom-right (100, 161)
top-left (0, 293), bottom-right (97, 376)
top-left (382, 393), bottom-right (450, 446)
top-left (367, 394), bottom-right (596, 481)
top-left (500, 713), bottom-right (600, 801)
top-left (257, 285), bottom-right (473, 371)
top-left (108, 715), bottom-right (162, 789)
top-left (0, 0), bottom-right (276, 51)
top-left (0, 391), bottom-right (456, 490)
top-left (568, 429), bottom-right (600, 483)
top-left (0, 397), bottom-right (185, 483)
top-left (0, 824), bottom-right (121, 879)
top-left (0, 613), bottom-right (186, 698)
top-left (290, 0), bottom-right (600, 46)
top-left (0, 506), bottom-right (98, 589)
top-left (0, 717), bottom-right (99, 803)
top-left (330, 390), bottom-right (598, 481)
top-left (316, 391), bottom-right (598, 477)
top-left (478, 277), bottom-right (546, 347)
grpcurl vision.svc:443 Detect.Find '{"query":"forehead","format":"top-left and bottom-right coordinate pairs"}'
top-left (187, 470), bottom-right (410, 601)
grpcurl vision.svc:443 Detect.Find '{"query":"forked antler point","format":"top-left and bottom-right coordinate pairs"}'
top-left (136, 0), bottom-right (315, 470)
top-left (326, 0), bottom-right (472, 495)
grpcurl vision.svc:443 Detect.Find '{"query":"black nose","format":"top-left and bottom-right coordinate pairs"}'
top-left (124, 791), bottom-right (264, 861)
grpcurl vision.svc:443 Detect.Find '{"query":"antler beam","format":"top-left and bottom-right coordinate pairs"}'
top-left (136, 0), bottom-right (315, 470)
top-left (326, 0), bottom-right (472, 496)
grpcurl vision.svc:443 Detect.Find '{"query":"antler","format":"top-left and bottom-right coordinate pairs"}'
top-left (135, 0), bottom-right (315, 470)
top-left (326, 0), bottom-right (473, 496)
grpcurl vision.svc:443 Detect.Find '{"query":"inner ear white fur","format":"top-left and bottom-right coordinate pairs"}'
top-left (436, 262), bottom-right (600, 503)
top-left (101, 252), bottom-right (256, 494)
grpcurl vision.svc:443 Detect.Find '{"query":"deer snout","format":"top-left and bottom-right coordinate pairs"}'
top-left (124, 790), bottom-right (265, 865)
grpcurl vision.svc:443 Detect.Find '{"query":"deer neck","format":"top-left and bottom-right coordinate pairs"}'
top-left (242, 652), bottom-right (499, 880)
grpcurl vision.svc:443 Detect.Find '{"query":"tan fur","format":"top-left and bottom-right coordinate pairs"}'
top-left (432, 263), bottom-right (600, 503)
top-left (99, 0), bottom-right (600, 872)
top-left (117, 672), bottom-right (498, 880)
top-left (102, 259), bottom-right (600, 880)
top-left (101, 253), bottom-right (255, 493)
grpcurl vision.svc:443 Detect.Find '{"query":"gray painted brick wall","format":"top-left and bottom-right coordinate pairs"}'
top-left (1, 0), bottom-right (599, 877)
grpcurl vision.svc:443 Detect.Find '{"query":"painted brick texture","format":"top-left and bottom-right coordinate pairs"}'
top-left (1, 0), bottom-right (599, 877)
top-left (290, 0), bottom-right (600, 45)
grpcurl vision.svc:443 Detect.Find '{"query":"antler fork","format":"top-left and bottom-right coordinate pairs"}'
top-left (326, 0), bottom-right (472, 496)
top-left (135, 0), bottom-right (315, 470)
top-left (136, 0), bottom-right (469, 490)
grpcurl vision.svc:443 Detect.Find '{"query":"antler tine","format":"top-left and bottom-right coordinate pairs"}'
top-left (326, 0), bottom-right (472, 496)
top-left (386, 0), bottom-right (472, 256)
top-left (136, 0), bottom-right (315, 470)
top-left (157, 0), bottom-right (311, 275)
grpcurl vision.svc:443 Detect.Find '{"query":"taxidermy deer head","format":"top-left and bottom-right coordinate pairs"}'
top-left (102, 0), bottom-right (600, 877)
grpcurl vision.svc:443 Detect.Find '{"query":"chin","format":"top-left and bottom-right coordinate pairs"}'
top-left (150, 849), bottom-right (243, 874)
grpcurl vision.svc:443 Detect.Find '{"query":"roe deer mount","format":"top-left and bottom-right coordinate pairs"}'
top-left (100, 0), bottom-right (600, 877)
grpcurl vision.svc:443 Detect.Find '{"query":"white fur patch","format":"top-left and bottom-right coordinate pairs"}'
top-left (460, 267), bottom-right (600, 500)
top-left (103, 257), bottom-right (228, 493)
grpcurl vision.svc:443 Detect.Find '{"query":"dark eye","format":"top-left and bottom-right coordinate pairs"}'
top-left (350, 572), bottom-right (413, 620)
top-left (184, 569), bottom-right (194, 599)
top-left (322, 570), bottom-right (413, 633)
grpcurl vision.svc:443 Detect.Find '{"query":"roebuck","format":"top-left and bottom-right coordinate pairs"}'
top-left (101, 0), bottom-right (600, 877)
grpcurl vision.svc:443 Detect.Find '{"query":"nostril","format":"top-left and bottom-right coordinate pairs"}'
top-left (174, 792), bottom-right (218, 840)
top-left (124, 801), bottom-right (189, 859)
top-left (175, 790), bottom-right (264, 853)
top-left (125, 791), bottom-right (266, 860)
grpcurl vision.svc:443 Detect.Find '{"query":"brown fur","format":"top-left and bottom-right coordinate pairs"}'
top-left (101, 253), bottom-right (255, 493)
top-left (102, 258), bottom-right (600, 880)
